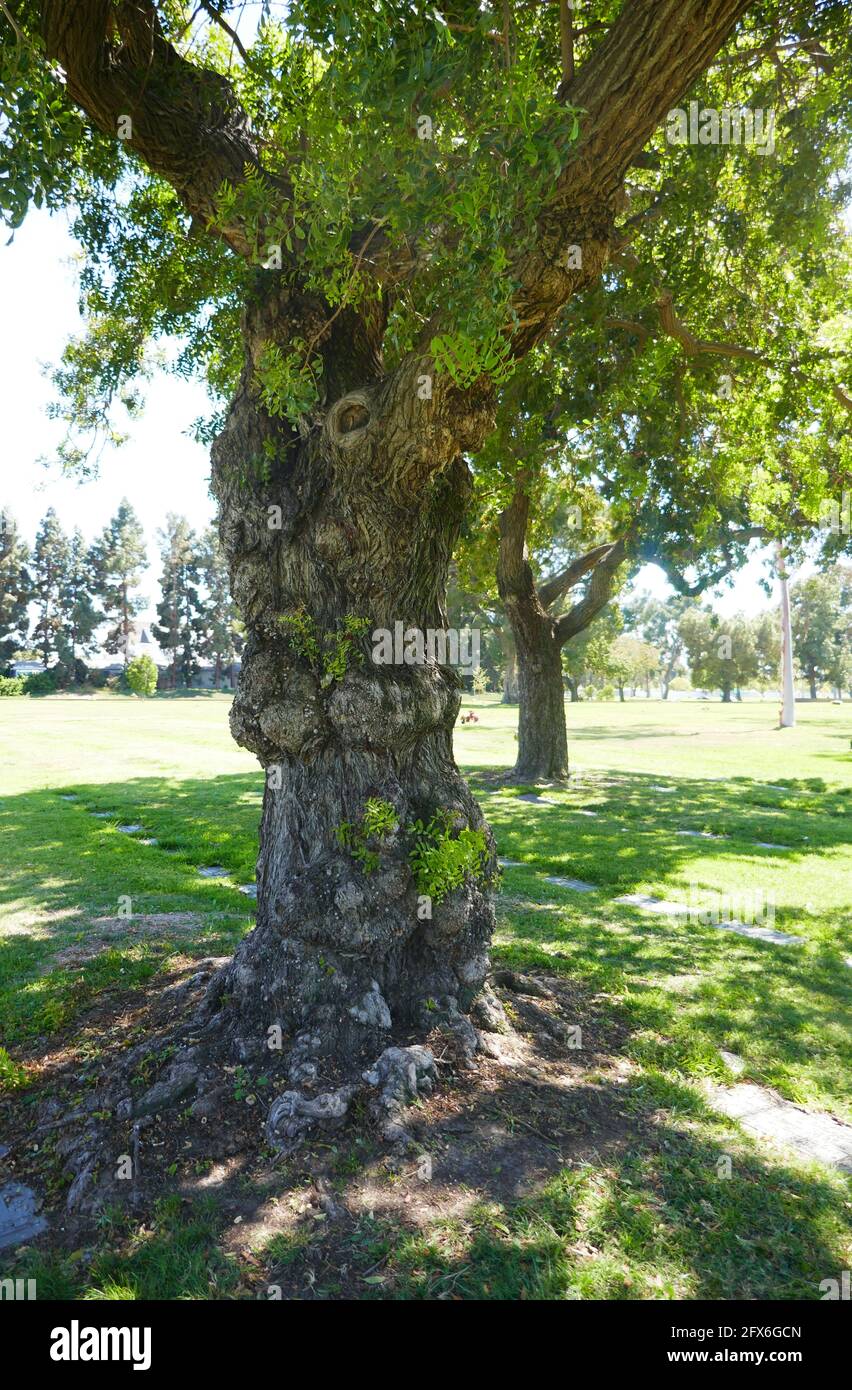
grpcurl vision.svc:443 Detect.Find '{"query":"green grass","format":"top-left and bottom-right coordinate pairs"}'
top-left (1, 692), bottom-right (850, 1299)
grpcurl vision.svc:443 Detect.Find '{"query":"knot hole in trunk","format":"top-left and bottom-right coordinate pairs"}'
top-left (328, 393), bottom-right (372, 445)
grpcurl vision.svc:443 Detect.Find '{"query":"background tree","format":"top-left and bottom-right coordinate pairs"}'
top-left (198, 526), bottom-right (242, 689)
top-left (59, 527), bottom-right (101, 669)
top-left (0, 508), bottom-right (31, 667)
top-left (622, 592), bottom-right (694, 699)
top-left (678, 607), bottom-right (759, 702)
top-left (608, 633), bottom-right (661, 699)
top-left (791, 568), bottom-right (852, 699)
top-left (126, 653), bottom-right (158, 697)
top-left (752, 610), bottom-right (782, 694)
top-left (30, 508), bottom-right (70, 669)
top-left (5, 0), bottom-right (851, 1129)
top-left (153, 515), bottom-right (205, 689)
top-left (91, 499), bottom-right (147, 665)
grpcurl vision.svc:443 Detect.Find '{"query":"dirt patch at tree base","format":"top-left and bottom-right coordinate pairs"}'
top-left (0, 958), bottom-right (641, 1298)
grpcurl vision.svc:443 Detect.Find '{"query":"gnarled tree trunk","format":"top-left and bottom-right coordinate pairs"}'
top-left (207, 292), bottom-right (496, 1079)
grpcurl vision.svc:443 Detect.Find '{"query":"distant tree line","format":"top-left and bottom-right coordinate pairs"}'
top-left (453, 565), bottom-right (852, 706)
top-left (0, 501), bottom-right (242, 690)
top-left (570, 568), bottom-right (851, 703)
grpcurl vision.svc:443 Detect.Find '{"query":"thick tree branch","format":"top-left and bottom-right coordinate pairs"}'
top-left (507, 0), bottom-right (754, 356)
top-left (39, 0), bottom-right (283, 258)
top-left (655, 290), bottom-right (762, 362)
top-left (538, 543), bottom-right (616, 610)
top-left (556, 536), bottom-right (629, 645)
top-left (645, 527), bottom-right (768, 597)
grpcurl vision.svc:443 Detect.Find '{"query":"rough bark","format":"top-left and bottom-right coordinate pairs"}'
top-left (497, 484), bottom-right (569, 781)
top-left (202, 285), bottom-right (498, 1080)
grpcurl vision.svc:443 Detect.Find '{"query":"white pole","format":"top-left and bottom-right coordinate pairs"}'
top-left (777, 544), bottom-right (795, 728)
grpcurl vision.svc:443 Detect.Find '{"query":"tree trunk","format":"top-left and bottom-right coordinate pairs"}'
top-left (565, 675), bottom-right (580, 702)
top-left (206, 308), bottom-right (496, 1078)
top-left (497, 485), bottom-right (569, 782)
top-left (618, 683), bottom-right (625, 702)
top-left (808, 672), bottom-right (817, 700)
top-left (721, 684), bottom-right (732, 703)
top-left (512, 622), bottom-right (570, 781)
top-left (502, 642), bottom-right (519, 704)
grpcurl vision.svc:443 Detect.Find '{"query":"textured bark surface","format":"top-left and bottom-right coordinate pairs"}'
top-left (203, 284), bottom-right (498, 1078)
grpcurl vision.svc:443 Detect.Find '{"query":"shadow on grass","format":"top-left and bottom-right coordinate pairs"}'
top-left (11, 1052), bottom-right (847, 1301)
top-left (1, 765), bottom-right (850, 1299)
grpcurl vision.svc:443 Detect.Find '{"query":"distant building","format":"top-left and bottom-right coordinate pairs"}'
top-left (19, 619), bottom-right (241, 689)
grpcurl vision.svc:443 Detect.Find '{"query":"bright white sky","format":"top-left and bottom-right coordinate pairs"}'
top-left (0, 207), bottom-right (783, 621)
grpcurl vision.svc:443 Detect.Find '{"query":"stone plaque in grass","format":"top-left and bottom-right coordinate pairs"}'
top-left (198, 865), bottom-right (228, 878)
top-left (0, 1182), bottom-right (48, 1252)
top-left (545, 876), bottom-right (597, 892)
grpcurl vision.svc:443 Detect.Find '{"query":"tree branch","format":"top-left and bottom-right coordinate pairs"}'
top-left (539, 542), bottom-right (616, 610)
top-left (39, 0), bottom-right (284, 258)
top-left (199, 1), bottom-right (249, 63)
top-left (556, 536), bottom-right (629, 645)
top-left (507, 0), bottom-right (754, 356)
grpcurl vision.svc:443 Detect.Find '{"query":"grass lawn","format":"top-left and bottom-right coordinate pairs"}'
top-left (0, 692), bottom-right (850, 1300)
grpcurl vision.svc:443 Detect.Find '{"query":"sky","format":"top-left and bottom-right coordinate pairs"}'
top-left (0, 206), bottom-right (785, 624)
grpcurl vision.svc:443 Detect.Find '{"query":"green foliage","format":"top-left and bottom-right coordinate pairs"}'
top-left (678, 608), bottom-right (761, 699)
top-left (336, 797), bottom-right (399, 874)
top-left (278, 607), bottom-right (320, 670)
top-left (254, 339), bottom-right (323, 430)
top-left (408, 810), bottom-right (488, 904)
top-left (278, 609), bottom-right (370, 686)
top-left (152, 515), bottom-right (205, 689)
top-left (431, 330), bottom-right (515, 391)
top-left (791, 566), bottom-right (852, 695)
top-left (0, 675), bottom-right (24, 696)
top-left (323, 615), bottom-right (371, 685)
top-left (0, 1045), bottom-right (29, 1092)
top-left (90, 500), bottom-right (147, 660)
top-left (23, 669), bottom-right (58, 695)
top-left (336, 797), bottom-right (488, 899)
top-left (126, 654), bottom-right (159, 697)
top-left (0, 508), bottom-right (31, 663)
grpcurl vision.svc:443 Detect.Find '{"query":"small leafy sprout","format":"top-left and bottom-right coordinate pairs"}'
top-left (408, 810), bottom-right (488, 903)
top-left (278, 608), bottom-right (369, 685)
top-left (255, 338), bottom-right (323, 431)
top-left (336, 797), bottom-right (398, 874)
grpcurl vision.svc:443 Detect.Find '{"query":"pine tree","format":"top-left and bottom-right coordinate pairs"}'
top-left (0, 507), bottom-right (31, 666)
top-left (198, 527), bottom-right (241, 688)
top-left (152, 515), bottom-right (205, 689)
top-left (31, 508), bottom-right (70, 669)
top-left (59, 528), bottom-right (101, 666)
top-left (91, 500), bottom-right (147, 665)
